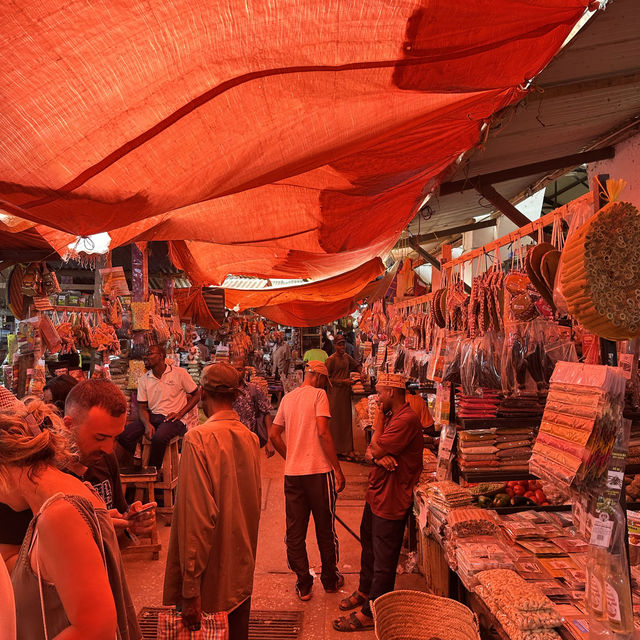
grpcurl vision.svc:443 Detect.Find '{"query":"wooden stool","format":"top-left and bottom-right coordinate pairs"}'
top-left (119, 466), bottom-right (161, 560)
top-left (141, 435), bottom-right (180, 516)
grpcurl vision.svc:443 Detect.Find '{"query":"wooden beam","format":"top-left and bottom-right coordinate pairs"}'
top-left (475, 184), bottom-right (538, 240)
top-left (410, 240), bottom-right (472, 294)
top-left (407, 237), bottom-right (441, 270)
top-left (411, 218), bottom-right (496, 244)
top-left (0, 249), bottom-right (52, 261)
top-left (439, 147), bottom-right (614, 196)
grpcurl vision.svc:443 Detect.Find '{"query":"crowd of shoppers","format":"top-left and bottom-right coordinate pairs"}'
top-left (1, 343), bottom-right (429, 639)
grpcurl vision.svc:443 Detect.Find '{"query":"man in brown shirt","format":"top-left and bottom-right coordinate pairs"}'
top-left (333, 373), bottom-right (423, 632)
top-left (163, 363), bottom-right (261, 639)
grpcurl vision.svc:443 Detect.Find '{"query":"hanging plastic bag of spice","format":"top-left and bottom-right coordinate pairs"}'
top-left (427, 327), bottom-right (446, 382)
top-left (442, 331), bottom-right (464, 385)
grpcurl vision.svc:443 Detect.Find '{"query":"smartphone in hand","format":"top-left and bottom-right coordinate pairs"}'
top-left (127, 503), bottom-right (155, 520)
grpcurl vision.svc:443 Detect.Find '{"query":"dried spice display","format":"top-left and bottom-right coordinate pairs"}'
top-left (529, 362), bottom-right (626, 490)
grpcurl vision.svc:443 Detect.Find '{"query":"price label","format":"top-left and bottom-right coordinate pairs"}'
top-left (589, 513), bottom-right (614, 548)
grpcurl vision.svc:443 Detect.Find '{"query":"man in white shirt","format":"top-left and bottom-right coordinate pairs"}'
top-left (270, 361), bottom-right (345, 602)
top-left (118, 344), bottom-right (200, 470)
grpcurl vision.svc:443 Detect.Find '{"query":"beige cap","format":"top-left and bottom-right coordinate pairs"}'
top-left (201, 363), bottom-right (240, 393)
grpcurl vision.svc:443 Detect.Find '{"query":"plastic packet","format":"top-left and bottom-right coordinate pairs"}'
top-left (552, 192), bottom-right (594, 315)
top-left (427, 327), bottom-right (446, 382)
top-left (442, 332), bottom-right (463, 385)
top-left (501, 323), bottom-right (535, 396)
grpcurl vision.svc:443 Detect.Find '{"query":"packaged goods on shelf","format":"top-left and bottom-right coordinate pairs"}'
top-left (456, 538), bottom-right (513, 589)
top-left (350, 371), bottom-right (366, 394)
top-left (529, 362), bottom-right (626, 490)
top-left (422, 449), bottom-right (437, 474)
top-left (425, 481), bottom-right (474, 512)
top-left (447, 507), bottom-right (499, 537)
top-left (457, 427), bottom-right (537, 474)
top-left (476, 569), bottom-right (564, 639)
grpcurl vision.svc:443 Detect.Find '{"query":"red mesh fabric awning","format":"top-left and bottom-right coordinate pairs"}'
top-left (224, 258), bottom-right (384, 311)
top-left (173, 288), bottom-right (221, 331)
top-left (0, 1), bottom-right (592, 284)
top-left (254, 263), bottom-right (397, 327)
top-left (257, 299), bottom-right (363, 328)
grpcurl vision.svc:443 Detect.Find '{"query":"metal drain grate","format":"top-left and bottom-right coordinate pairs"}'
top-left (139, 607), bottom-right (303, 639)
top-left (249, 610), bottom-right (303, 639)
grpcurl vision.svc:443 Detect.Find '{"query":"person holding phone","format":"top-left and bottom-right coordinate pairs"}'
top-left (0, 382), bottom-right (145, 639)
top-left (0, 401), bottom-right (134, 639)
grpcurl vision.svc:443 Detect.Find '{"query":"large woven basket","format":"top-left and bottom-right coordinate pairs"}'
top-left (372, 590), bottom-right (480, 640)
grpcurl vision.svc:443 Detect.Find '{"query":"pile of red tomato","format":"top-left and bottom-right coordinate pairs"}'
top-left (505, 480), bottom-right (549, 505)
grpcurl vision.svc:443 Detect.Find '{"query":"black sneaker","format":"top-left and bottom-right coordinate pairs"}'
top-left (296, 581), bottom-right (313, 601)
top-left (324, 573), bottom-right (345, 593)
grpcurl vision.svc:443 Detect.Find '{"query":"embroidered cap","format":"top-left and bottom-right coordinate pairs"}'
top-left (376, 372), bottom-right (406, 390)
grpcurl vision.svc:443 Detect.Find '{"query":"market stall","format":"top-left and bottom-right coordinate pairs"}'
top-left (399, 183), bottom-right (640, 640)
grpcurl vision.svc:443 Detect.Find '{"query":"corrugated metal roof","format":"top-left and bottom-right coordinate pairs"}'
top-left (406, 0), bottom-right (640, 246)
top-left (221, 276), bottom-right (307, 290)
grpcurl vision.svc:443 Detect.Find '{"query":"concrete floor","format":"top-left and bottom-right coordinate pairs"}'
top-left (124, 452), bottom-right (428, 639)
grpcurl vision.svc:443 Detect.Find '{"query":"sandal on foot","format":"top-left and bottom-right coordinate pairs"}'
top-left (339, 591), bottom-right (367, 611)
top-left (333, 612), bottom-right (374, 632)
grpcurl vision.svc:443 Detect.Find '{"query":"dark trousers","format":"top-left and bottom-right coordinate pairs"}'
top-left (228, 597), bottom-right (251, 640)
top-left (117, 412), bottom-right (186, 469)
top-left (358, 502), bottom-right (408, 617)
top-left (284, 472), bottom-right (340, 591)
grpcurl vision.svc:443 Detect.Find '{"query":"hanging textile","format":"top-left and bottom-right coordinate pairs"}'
top-left (174, 287), bottom-right (221, 331)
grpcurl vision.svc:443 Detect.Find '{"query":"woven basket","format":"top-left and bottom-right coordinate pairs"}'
top-left (372, 590), bottom-right (480, 640)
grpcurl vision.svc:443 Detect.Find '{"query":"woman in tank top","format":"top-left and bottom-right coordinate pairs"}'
top-left (0, 401), bottom-right (117, 640)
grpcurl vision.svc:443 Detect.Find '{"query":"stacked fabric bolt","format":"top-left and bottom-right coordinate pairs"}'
top-left (354, 398), bottom-right (370, 429)
top-left (475, 569), bottom-right (563, 640)
top-left (458, 428), bottom-right (536, 473)
top-left (367, 394), bottom-right (379, 424)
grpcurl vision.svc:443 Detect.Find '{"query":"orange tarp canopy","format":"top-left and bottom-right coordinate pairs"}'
top-left (0, 1), bottom-right (593, 285)
top-left (254, 263), bottom-right (397, 327)
top-left (224, 258), bottom-right (384, 311)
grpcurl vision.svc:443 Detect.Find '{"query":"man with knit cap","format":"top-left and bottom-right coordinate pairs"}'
top-left (333, 372), bottom-right (423, 632)
top-left (164, 363), bottom-right (261, 640)
top-left (270, 360), bottom-right (345, 602)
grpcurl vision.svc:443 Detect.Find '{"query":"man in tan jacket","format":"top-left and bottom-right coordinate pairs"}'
top-left (163, 363), bottom-right (261, 639)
